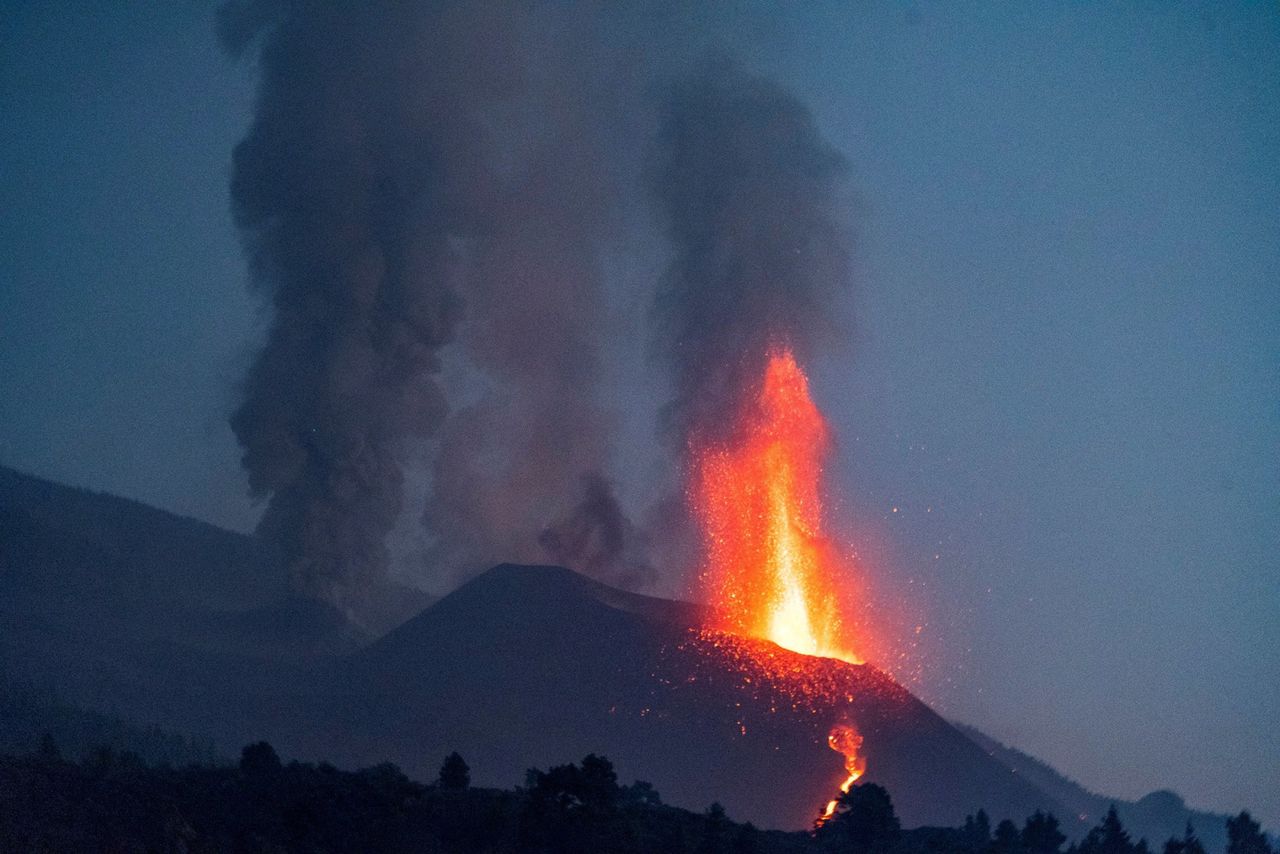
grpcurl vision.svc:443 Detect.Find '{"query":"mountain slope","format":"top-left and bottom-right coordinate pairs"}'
top-left (0, 471), bottom-right (1245, 840)
top-left (955, 723), bottom-right (1230, 853)
top-left (264, 564), bottom-right (1071, 831)
top-left (0, 465), bottom-right (427, 740)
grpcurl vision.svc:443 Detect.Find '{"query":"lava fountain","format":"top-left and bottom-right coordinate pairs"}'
top-left (689, 345), bottom-right (872, 822)
top-left (691, 346), bottom-right (862, 664)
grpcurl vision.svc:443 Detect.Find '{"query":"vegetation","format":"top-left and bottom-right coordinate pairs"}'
top-left (0, 674), bottom-right (218, 768)
top-left (0, 738), bottom-right (1271, 854)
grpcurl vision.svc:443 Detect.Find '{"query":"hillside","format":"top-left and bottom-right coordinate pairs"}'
top-left (955, 723), bottom-right (1230, 854)
top-left (0, 465), bottom-right (430, 725)
top-left (0, 468), bottom-right (1256, 843)
top-left (259, 564), bottom-right (1071, 831)
top-left (0, 673), bottom-right (218, 768)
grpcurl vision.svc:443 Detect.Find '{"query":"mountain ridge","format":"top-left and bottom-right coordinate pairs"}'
top-left (0, 466), bottom-right (1251, 844)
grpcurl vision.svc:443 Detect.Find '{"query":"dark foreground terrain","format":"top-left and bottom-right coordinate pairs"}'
top-left (2, 740), bottom-right (1272, 854)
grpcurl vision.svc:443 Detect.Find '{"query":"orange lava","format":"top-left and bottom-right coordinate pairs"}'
top-left (817, 723), bottom-right (866, 826)
top-left (691, 347), bottom-right (861, 664)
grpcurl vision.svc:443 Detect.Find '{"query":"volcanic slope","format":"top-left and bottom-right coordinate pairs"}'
top-left (298, 563), bottom-right (1071, 832)
top-left (0, 464), bottom-right (428, 742)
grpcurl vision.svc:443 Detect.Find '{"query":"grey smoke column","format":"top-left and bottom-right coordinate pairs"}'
top-left (422, 18), bottom-right (654, 589)
top-left (648, 62), bottom-right (852, 450)
top-left (221, 1), bottom-right (653, 606)
top-left (220, 1), bottom-right (515, 612)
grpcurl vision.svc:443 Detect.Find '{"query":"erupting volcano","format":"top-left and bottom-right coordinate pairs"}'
top-left (689, 345), bottom-right (873, 819)
top-left (692, 347), bottom-right (862, 664)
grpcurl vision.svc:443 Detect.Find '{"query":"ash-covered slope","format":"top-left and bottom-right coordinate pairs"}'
top-left (284, 563), bottom-right (1071, 832)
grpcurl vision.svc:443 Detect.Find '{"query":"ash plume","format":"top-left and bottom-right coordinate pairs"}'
top-left (220, 1), bottom-right (654, 609)
top-left (647, 62), bottom-right (852, 450)
top-left (421, 21), bottom-right (654, 589)
top-left (538, 473), bottom-right (653, 590)
top-left (219, 0), bottom-right (516, 613)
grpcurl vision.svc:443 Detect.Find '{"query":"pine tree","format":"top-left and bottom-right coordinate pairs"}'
top-left (1079, 806), bottom-right (1146, 854)
top-left (817, 783), bottom-right (902, 854)
top-left (1227, 812), bottom-right (1273, 854)
top-left (995, 818), bottom-right (1025, 854)
top-left (1023, 811), bottom-right (1067, 854)
top-left (1166, 822), bottom-right (1207, 854)
top-left (438, 751), bottom-right (470, 790)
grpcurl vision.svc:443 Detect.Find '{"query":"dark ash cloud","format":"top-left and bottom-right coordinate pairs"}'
top-left (647, 61), bottom-right (852, 450)
top-left (221, 1), bottom-right (656, 611)
top-left (220, 0), bottom-right (513, 615)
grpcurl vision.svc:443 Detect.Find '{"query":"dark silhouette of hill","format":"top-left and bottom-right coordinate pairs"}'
top-left (264, 563), bottom-right (1072, 831)
top-left (0, 468), bottom-right (1261, 843)
top-left (954, 723), bottom-right (1230, 854)
top-left (0, 465), bottom-right (430, 715)
top-left (0, 673), bottom-right (218, 768)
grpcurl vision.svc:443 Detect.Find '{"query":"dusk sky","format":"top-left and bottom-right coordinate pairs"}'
top-left (2, 1), bottom-right (1277, 828)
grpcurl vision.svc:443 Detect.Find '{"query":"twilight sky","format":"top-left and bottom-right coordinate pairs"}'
top-left (1, 1), bottom-right (1276, 827)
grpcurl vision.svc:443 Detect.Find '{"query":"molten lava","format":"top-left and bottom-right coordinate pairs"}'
top-left (689, 346), bottom-right (873, 824)
top-left (692, 347), bottom-right (861, 664)
top-left (817, 723), bottom-right (867, 825)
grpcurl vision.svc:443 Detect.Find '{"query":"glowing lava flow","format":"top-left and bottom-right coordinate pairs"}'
top-left (817, 723), bottom-right (867, 826)
top-left (692, 347), bottom-right (861, 664)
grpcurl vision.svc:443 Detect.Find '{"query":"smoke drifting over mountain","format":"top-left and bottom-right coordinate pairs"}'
top-left (220, 1), bottom-right (509, 612)
top-left (220, 3), bottom-right (845, 613)
top-left (647, 63), bottom-right (852, 452)
top-left (420, 17), bottom-right (653, 589)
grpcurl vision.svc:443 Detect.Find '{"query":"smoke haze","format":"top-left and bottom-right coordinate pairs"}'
top-left (221, 2), bottom-right (844, 613)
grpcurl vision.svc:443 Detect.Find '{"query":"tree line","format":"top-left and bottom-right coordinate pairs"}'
top-left (0, 736), bottom-right (1271, 854)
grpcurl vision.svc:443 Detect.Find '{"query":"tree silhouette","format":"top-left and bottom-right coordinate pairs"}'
top-left (520, 754), bottom-right (629, 853)
top-left (817, 782), bottom-right (901, 854)
top-left (1164, 823), bottom-right (1207, 854)
top-left (1023, 810), bottom-right (1067, 854)
top-left (965, 810), bottom-right (993, 850)
top-left (1078, 807), bottom-right (1147, 854)
top-left (698, 802), bottom-right (732, 854)
top-left (578, 753), bottom-right (619, 811)
top-left (438, 751), bottom-right (470, 790)
top-left (733, 822), bottom-right (763, 854)
top-left (622, 779), bottom-right (662, 806)
top-left (995, 818), bottom-right (1025, 854)
top-left (1226, 812), bottom-right (1273, 854)
top-left (239, 741), bottom-right (281, 776)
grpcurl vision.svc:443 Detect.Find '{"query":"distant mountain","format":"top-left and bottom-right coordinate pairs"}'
top-left (0, 465), bottom-right (429, 735)
top-left (954, 723), bottom-right (1230, 854)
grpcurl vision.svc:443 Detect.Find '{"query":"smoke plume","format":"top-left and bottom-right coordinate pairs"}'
top-left (219, 1), bottom-right (519, 613)
top-left (221, 1), bottom-right (653, 610)
top-left (220, 3), bottom-right (844, 611)
top-left (420, 17), bottom-right (654, 589)
top-left (648, 62), bottom-right (852, 450)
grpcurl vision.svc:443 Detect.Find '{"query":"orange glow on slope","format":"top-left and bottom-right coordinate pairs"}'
top-left (817, 723), bottom-right (866, 825)
top-left (692, 347), bottom-right (862, 664)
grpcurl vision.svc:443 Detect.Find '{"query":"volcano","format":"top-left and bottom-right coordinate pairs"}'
top-left (278, 563), bottom-right (1069, 830)
top-left (0, 468), bottom-right (1238, 841)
